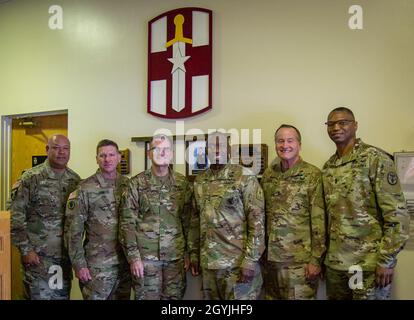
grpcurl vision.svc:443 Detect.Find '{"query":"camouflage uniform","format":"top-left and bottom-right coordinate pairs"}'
top-left (261, 158), bottom-right (326, 300)
top-left (189, 164), bottom-right (265, 300)
top-left (9, 159), bottom-right (80, 300)
top-left (64, 170), bottom-right (131, 300)
top-left (322, 139), bottom-right (409, 300)
top-left (119, 169), bottom-right (192, 300)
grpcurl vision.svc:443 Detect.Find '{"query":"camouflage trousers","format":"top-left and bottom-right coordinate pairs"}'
top-left (263, 262), bottom-right (318, 300)
top-left (23, 258), bottom-right (72, 300)
top-left (325, 267), bottom-right (391, 300)
top-left (202, 264), bottom-right (263, 300)
top-left (79, 264), bottom-right (131, 300)
top-left (133, 259), bottom-right (186, 300)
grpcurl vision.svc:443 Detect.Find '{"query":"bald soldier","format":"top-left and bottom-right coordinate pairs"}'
top-left (261, 124), bottom-right (326, 299)
top-left (9, 134), bottom-right (81, 299)
top-left (189, 132), bottom-right (265, 300)
top-left (119, 134), bottom-right (193, 300)
top-left (64, 139), bottom-right (131, 299)
top-left (322, 107), bottom-right (409, 300)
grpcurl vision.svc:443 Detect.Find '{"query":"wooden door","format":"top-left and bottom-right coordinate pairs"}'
top-left (0, 211), bottom-right (11, 300)
top-left (10, 113), bottom-right (67, 299)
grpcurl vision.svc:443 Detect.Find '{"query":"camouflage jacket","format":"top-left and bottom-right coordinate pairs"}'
top-left (322, 139), bottom-right (409, 271)
top-left (9, 159), bottom-right (80, 259)
top-left (64, 171), bottom-right (129, 270)
top-left (189, 164), bottom-right (265, 271)
top-left (261, 158), bottom-right (326, 265)
top-left (119, 169), bottom-right (193, 264)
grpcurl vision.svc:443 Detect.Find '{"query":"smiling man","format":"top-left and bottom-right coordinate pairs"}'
top-left (119, 134), bottom-right (193, 300)
top-left (261, 124), bottom-right (326, 300)
top-left (64, 139), bottom-right (131, 300)
top-left (9, 134), bottom-right (81, 299)
top-left (322, 107), bottom-right (409, 300)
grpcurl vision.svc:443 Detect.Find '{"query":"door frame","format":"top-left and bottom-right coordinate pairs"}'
top-left (0, 109), bottom-right (68, 210)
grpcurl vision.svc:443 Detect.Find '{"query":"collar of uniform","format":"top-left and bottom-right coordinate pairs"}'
top-left (205, 162), bottom-right (232, 180)
top-left (95, 169), bottom-right (121, 188)
top-left (43, 158), bottom-right (67, 179)
top-left (270, 157), bottom-right (304, 176)
top-left (146, 167), bottom-right (174, 186)
top-left (329, 138), bottom-right (364, 166)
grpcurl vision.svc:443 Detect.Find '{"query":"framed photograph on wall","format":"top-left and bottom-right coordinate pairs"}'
top-left (185, 133), bottom-right (232, 181)
top-left (394, 151), bottom-right (414, 250)
top-left (186, 139), bottom-right (210, 181)
top-left (394, 151), bottom-right (414, 200)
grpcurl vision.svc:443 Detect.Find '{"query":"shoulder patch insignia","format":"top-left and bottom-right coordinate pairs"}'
top-left (387, 172), bottom-right (398, 185)
top-left (67, 200), bottom-right (76, 210)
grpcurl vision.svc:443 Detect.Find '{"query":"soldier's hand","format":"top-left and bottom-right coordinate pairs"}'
top-left (131, 260), bottom-right (144, 278)
top-left (22, 250), bottom-right (40, 267)
top-left (376, 266), bottom-right (394, 288)
top-left (305, 263), bottom-right (321, 280)
top-left (190, 262), bottom-right (199, 276)
top-left (76, 268), bottom-right (92, 282)
top-left (184, 255), bottom-right (190, 272)
top-left (239, 268), bottom-right (254, 283)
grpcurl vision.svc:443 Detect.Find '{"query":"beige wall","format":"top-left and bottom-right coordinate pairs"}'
top-left (1, 0), bottom-right (413, 299)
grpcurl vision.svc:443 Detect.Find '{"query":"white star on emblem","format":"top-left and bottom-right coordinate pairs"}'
top-left (168, 46), bottom-right (190, 74)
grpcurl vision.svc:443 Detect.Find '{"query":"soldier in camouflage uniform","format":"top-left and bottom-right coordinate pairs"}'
top-left (188, 132), bottom-right (265, 300)
top-left (119, 134), bottom-right (193, 300)
top-left (322, 107), bottom-right (409, 300)
top-left (9, 134), bottom-right (80, 300)
top-left (261, 124), bottom-right (326, 300)
top-left (64, 139), bottom-right (131, 300)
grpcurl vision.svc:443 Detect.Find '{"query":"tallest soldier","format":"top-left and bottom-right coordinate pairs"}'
top-left (9, 134), bottom-right (81, 299)
top-left (322, 107), bottom-right (409, 300)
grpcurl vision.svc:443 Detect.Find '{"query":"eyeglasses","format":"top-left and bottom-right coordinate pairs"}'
top-left (149, 147), bottom-right (171, 153)
top-left (325, 119), bottom-right (355, 127)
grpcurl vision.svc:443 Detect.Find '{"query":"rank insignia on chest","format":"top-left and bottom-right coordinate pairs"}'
top-left (387, 172), bottom-right (398, 185)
